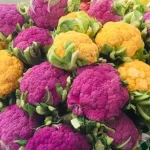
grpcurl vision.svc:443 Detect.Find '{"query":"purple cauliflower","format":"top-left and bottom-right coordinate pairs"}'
top-left (106, 113), bottom-right (139, 150)
top-left (13, 27), bottom-right (53, 65)
top-left (20, 62), bottom-right (70, 106)
top-left (0, 105), bottom-right (38, 150)
top-left (14, 27), bottom-right (53, 50)
top-left (143, 11), bottom-right (150, 35)
top-left (25, 124), bottom-right (91, 150)
top-left (67, 63), bottom-right (129, 122)
top-left (88, 0), bottom-right (122, 24)
top-left (0, 4), bottom-right (25, 36)
top-left (28, 0), bottom-right (68, 29)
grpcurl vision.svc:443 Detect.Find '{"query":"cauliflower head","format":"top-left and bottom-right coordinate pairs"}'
top-left (20, 62), bottom-right (70, 105)
top-left (56, 11), bottom-right (101, 38)
top-left (0, 50), bottom-right (23, 98)
top-left (0, 4), bottom-right (25, 36)
top-left (28, 0), bottom-right (68, 29)
top-left (95, 22), bottom-right (143, 57)
top-left (67, 63), bottom-right (129, 122)
top-left (0, 104), bottom-right (38, 150)
top-left (106, 113), bottom-right (139, 150)
top-left (118, 59), bottom-right (150, 92)
top-left (47, 31), bottom-right (99, 70)
top-left (25, 124), bottom-right (91, 150)
top-left (88, 0), bottom-right (122, 24)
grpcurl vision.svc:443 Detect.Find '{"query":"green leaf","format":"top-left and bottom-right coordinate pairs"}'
top-left (56, 83), bottom-right (63, 97)
top-left (137, 105), bottom-right (150, 120)
top-left (36, 105), bottom-right (48, 115)
top-left (14, 140), bottom-right (28, 146)
top-left (71, 118), bottom-right (81, 129)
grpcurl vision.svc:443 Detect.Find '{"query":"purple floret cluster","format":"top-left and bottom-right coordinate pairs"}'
top-left (20, 62), bottom-right (70, 105)
top-left (144, 11), bottom-right (150, 34)
top-left (0, 105), bottom-right (38, 150)
top-left (67, 63), bottom-right (129, 122)
top-left (28, 0), bottom-right (68, 29)
top-left (88, 0), bottom-right (122, 24)
top-left (14, 27), bottom-right (53, 50)
top-left (25, 124), bottom-right (91, 150)
top-left (106, 113), bottom-right (139, 150)
top-left (0, 4), bottom-right (25, 36)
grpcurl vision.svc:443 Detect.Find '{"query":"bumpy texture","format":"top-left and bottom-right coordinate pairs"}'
top-left (88, 0), bottom-right (122, 24)
top-left (143, 11), bottom-right (150, 35)
top-left (28, 0), bottom-right (68, 29)
top-left (67, 63), bottom-right (129, 122)
top-left (0, 4), bottom-right (25, 36)
top-left (95, 22), bottom-right (143, 57)
top-left (106, 113), bottom-right (139, 150)
top-left (0, 50), bottom-right (23, 98)
top-left (0, 105), bottom-right (38, 150)
top-left (25, 124), bottom-right (91, 150)
top-left (20, 62), bottom-right (70, 105)
top-left (48, 31), bottom-right (98, 65)
top-left (118, 60), bottom-right (150, 92)
top-left (14, 27), bottom-right (53, 50)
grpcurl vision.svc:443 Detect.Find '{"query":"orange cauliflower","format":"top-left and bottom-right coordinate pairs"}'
top-left (0, 50), bottom-right (23, 98)
top-left (47, 31), bottom-right (99, 70)
top-left (95, 22), bottom-right (143, 58)
top-left (118, 59), bottom-right (150, 92)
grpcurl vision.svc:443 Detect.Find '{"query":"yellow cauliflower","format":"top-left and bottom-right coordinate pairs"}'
top-left (0, 50), bottom-right (23, 98)
top-left (118, 59), bottom-right (150, 92)
top-left (95, 22), bottom-right (143, 58)
top-left (47, 31), bottom-right (99, 70)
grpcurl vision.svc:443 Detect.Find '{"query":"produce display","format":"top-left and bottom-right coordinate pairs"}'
top-left (0, 0), bottom-right (150, 150)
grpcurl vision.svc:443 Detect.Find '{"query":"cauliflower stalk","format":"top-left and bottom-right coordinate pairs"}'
top-left (55, 11), bottom-right (101, 38)
top-left (95, 22), bottom-right (147, 63)
top-left (47, 31), bottom-right (99, 71)
top-left (118, 60), bottom-right (150, 120)
top-left (13, 27), bottom-right (53, 65)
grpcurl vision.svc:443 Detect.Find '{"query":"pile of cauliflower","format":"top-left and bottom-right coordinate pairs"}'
top-left (0, 0), bottom-right (150, 150)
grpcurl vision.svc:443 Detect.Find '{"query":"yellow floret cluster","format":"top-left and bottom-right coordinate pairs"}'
top-left (51, 31), bottom-right (99, 64)
top-left (95, 22), bottom-right (143, 57)
top-left (0, 50), bottom-right (24, 98)
top-left (118, 59), bottom-right (150, 92)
